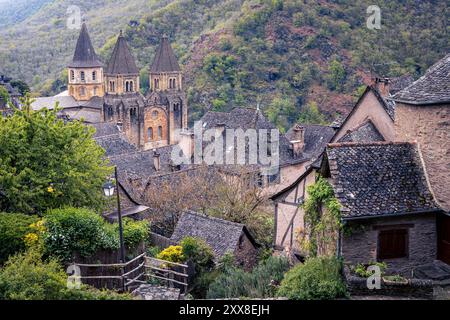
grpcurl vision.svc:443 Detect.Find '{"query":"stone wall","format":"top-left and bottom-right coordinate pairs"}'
top-left (395, 103), bottom-right (450, 212)
top-left (342, 213), bottom-right (437, 276)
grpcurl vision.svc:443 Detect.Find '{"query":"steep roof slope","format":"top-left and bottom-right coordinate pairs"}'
top-left (392, 53), bottom-right (450, 105)
top-left (325, 142), bottom-right (439, 219)
top-left (149, 35), bottom-right (181, 73)
top-left (106, 32), bottom-right (139, 75)
top-left (68, 23), bottom-right (103, 68)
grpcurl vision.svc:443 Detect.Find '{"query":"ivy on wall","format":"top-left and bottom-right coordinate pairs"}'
top-left (299, 176), bottom-right (342, 257)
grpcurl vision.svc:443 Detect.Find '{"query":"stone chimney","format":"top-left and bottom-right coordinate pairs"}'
top-left (373, 77), bottom-right (391, 97)
top-left (153, 149), bottom-right (161, 172)
top-left (290, 125), bottom-right (305, 157)
top-left (178, 129), bottom-right (195, 159)
top-left (215, 122), bottom-right (226, 136)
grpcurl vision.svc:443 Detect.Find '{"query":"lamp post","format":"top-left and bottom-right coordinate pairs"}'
top-left (103, 166), bottom-right (126, 263)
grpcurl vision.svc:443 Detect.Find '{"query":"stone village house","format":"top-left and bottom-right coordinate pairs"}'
top-left (271, 54), bottom-right (450, 274)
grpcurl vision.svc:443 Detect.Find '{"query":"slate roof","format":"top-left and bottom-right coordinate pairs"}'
top-left (106, 32), bottom-right (139, 75)
top-left (392, 53), bottom-right (450, 105)
top-left (337, 119), bottom-right (385, 143)
top-left (170, 211), bottom-right (257, 259)
top-left (389, 74), bottom-right (415, 95)
top-left (150, 35), bottom-right (181, 73)
top-left (68, 23), bottom-right (103, 68)
top-left (325, 142), bottom-right (440, 220)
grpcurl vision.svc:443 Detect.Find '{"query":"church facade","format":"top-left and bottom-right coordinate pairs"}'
top-left (37, 23), bottom-right (188, 151)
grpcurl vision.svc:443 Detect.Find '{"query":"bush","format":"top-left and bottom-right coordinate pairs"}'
top-left (207, 256), bottom-right (290, 299)
top-left (180, 237), bottom-right (215, 271)
top-left (156, 245), bottom-right (185, 263)
top-left (277, 256), bottom-right (347, 300)
top-left (0, 213), bottom-right (39, 264)
top-left (0, 249), bottom-right (131, 300)
top-left (43, 207), bottom-right (149, 262)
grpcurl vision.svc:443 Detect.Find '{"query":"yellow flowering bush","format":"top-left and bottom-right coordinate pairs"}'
top-left (24, 219), bottom-right (46, 249)
top-left (156, 245), bottom-right (185, 263)
top-left (24, 233), bottom-right (39, 247)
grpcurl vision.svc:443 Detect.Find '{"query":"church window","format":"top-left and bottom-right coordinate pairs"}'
top-left (130, 108), bottom-right (137, 122)
top-left (174, 103), bottom-right (180, 112)
top-left (70, 70), bottom-right (75, 81)
top-left (125, 81), bottom-right (129, 92)
top-left (80, 71), bottom-right (85, 82)
top-left (130, 81), bottom-right (134, 92)
top-left (93, 87), bottom-right (97, 96)
top-left (147, 127), bottom-right (153, 140)
top-left (109, 81), bottom-right (115, 92)
top-left (92, 71), bottom-right (97, 81)
top-left (79, 86), bottom-right (86, 96)
top-left (154, 78), bottom-right (160, 90)
top-left (107, 106), bottom-right (113, 118)
top-left (158, 126), bottom-right (163, 139)
top-left (169, 78), bottom-right (177, 89)
top-left (152, 110), bottom-right (158, 120)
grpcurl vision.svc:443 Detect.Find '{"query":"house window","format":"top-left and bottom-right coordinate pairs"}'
top-left (92, 71), bottom-right (97, 81)
top-left (378, 229), bottom-right (408, 260)
top-left (70, 70), bottom-right (75, 81)
top-left (80, 71), bottom-right (85, 82)
top-left (147, 127), bottom-right (153, 140)
top-left (158, 126), bottom-right (163, 139)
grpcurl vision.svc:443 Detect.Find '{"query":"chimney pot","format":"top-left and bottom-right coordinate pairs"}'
top-left (153, 149), bottom-right (161, 171)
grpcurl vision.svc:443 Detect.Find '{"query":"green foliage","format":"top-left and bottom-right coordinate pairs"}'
top-left (326, 59), bottom-right (346, 91)
top-left (156, 245), bottom-right (185, 263)
top-left (0, 212), bottom-right (39, 264)
top-left (146, 246), bottom-right (162, 258)
top-left (0, 248), bottom-right (131, 300)
top-left (0, 96), bottom-right (112, 214)
top-left (297, 101), bottom-right (328, 125)
top-left (301, 176), bottom-right (342, 256)
top-left (352, 262), bottom-right (387, 278)
top-left (277, 256), bottom-right (347, 300)
top-left (43, 207), bottom-right (148, 262)
top-left (206, 256), bottom-right (290, 299)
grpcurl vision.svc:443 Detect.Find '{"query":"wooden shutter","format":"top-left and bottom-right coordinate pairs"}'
top-left (378, 229), bottom-right (408, 260)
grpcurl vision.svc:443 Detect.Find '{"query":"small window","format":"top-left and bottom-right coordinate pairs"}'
top-left (147, 127), bottom-right (153, 140)
top-left (154, 78), bottom-right (159, 90)
top-left (79, 86), bottom-right (86, 96)
top-left (378, 229), bottom-right (408, 260)
top-left (92, 71), bottom-right (97, 81)
top-left (109, 81), bottom-right (115, 92)
top-left (70, 70), bottom-right (75, 81)
top-left (80, 71), bottom-right (85, 82)
top-left (158, 126), bottom-right (163, 139)
top-left (130, 81), bottom-right (134, 92)
top-left (152, 110), bottom-right (158, 120)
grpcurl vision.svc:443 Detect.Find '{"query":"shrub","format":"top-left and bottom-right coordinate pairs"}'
top-left (277, 256), bottom-right (347, 300)
top-left (0, 248), bottom-right (131, 300)
top-left (43, 207), bottom-right (149, 262)
top-left (44, 208), bottom-right (109, 261)
top-left (352, 262), bottom-right (387, 278)
top-left (207, 256), bottom-right (290, 299)
top-left (0, 213), bottom-right (39, 264)
top-left (156, 245), bottom-right (185, 263)
top-left (180, 237), bottom-right (215, 271)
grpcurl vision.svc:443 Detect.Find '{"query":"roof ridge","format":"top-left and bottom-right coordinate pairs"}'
top-left (328, 141), bottom-right (416, 148)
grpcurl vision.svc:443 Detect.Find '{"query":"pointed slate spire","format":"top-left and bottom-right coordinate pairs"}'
top-left (68, 23), bottom-right (103, 68)
top-left (150, 35), bottom-right (181, 73)
top-left (106, 30), bottom-right (139, 75)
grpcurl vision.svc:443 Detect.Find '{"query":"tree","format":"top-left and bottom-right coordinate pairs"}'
top-left (326, 59), bottom-right (346, 91)
top-left (0, 95), bottom-right (113, 214)
top-left (297, 101), bottom-right (327, 125)
top-left (0, 86), bottom-right (10, 106)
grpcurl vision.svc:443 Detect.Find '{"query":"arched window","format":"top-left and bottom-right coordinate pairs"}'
top-left (130, 81), bottom-right (134, 92)
top-left (79, 86), bottom-right (86, 96)
top-left (92, 71), bottom-right (97, 81)
top-left (93, 87), bottom-right (97, 96)
top-left (70, 70), bottom-right (75, 81)
top-left (80, 71), bottom-right (85, 82)
top-left (125, 81), bottom-right (129, 92)
top-left (109, 81), bottom-right (115, 92)
top-left (158, 126), bottom-right (163, 139)
top-left (147, 127), bottom-right (153, 140)
top-left (154, 78), bottom-right (159, 90)
top-left (152, 110), bottom-right (158, 120)
top-left (169, 78), bottom-right (177, 89)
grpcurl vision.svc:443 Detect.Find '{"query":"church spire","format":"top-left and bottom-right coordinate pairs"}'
top-left (149, 35), bottom-right (180, 73)
top-left (106, 30), bottom-right (139, 75)
top-left (68, 23), bottom-right (103, 68)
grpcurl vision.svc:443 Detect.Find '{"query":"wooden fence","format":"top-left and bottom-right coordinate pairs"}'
top-left (73, 253), bottom-right (189, 293)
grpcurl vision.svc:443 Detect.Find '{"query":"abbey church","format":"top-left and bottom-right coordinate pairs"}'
top-left (33, 23), bottom-right (188, 151)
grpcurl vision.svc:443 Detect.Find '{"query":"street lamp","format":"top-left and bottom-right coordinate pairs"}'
top-left (103, 166), bottom-right (126, 263)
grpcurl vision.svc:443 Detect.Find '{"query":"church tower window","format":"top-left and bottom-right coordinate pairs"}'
top-left (92, 71), bottom-right (97, 81)
top-left (79, 86), bottom-right (86, 96)
top-left (109, 81), bottom-right (115, 92)
top-left (147, 127), bottom-right (153, 140)
top-left (158, 126), bottom-right (163, 139)
top-left (80, 71), bottom-right (85, 82)
top-left (70, 70), bottom-right (75, 81)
